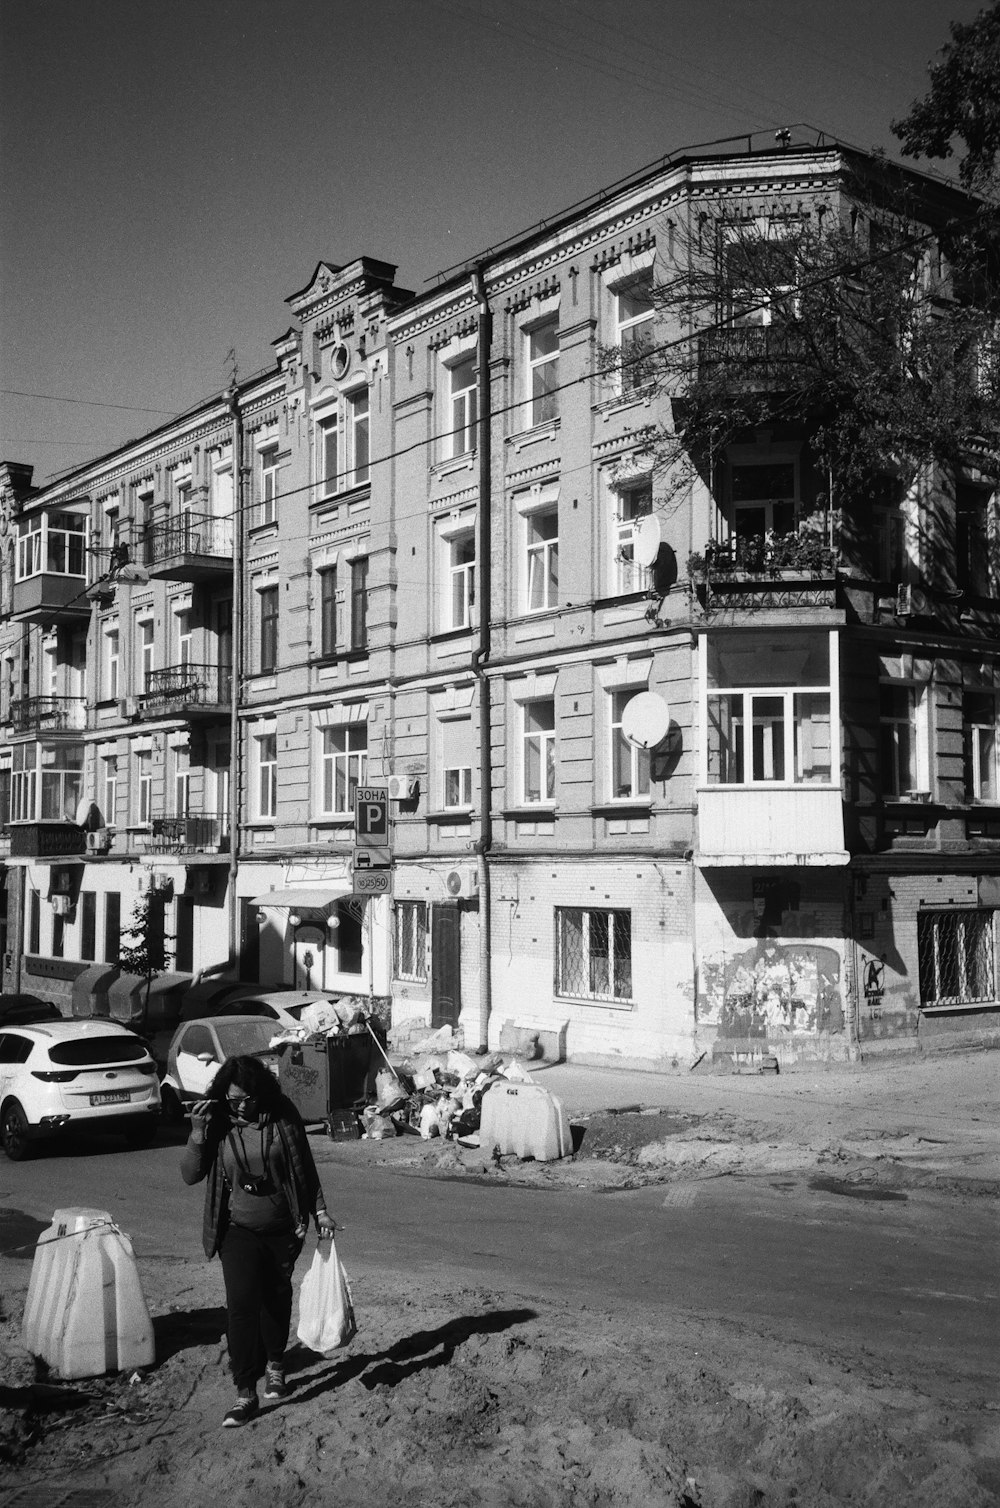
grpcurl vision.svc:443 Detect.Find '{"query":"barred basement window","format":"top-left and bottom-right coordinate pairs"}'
top-left (393, 901), bottom-right (427, 982)
top-left (917, 909), bottom-right (996, 1009)
top-left (556, 907), bottom-right (632, 1003)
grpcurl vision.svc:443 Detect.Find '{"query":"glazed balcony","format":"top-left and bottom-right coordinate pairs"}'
top-left (7, 696), bottom-right (87, 736)
top-left (141, 512), bottom-right (234, 582)
top-left (697, 786), bottom-right (848, 866)
top-left (140, 813), bottom-right (230, 854)
top-left (137, 663), bottom-right (232, 721)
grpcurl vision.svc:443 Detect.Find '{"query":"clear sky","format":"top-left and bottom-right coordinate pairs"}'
top-left (0, 0), bottom-right (983, 487)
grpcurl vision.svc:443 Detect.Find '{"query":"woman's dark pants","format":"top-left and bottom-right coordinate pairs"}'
top-left (219, 1224), bottom-right (303, 1390)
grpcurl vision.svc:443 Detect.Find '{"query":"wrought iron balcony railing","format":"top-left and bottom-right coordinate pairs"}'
top-left (141, 813), bottom-right (230, 853)
top-left (141, 512), bottom-right (234, 572)
top-left (137, 663), bottom-right (232, 714)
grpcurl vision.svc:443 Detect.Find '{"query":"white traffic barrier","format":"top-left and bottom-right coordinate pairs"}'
top-left (22, 1207), bottom-right (155, 1379)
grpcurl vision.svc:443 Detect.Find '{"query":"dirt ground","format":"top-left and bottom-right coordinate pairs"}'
top-left (1, 1048), bottom-right (998, 1507)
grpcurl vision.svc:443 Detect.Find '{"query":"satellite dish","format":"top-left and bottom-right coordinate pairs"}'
top-left (75, 797), bottom-right (100, 829)
top-left (631, 514), bottom-right (662, 568)
top-left (621, 692), bottom-right (671, 750)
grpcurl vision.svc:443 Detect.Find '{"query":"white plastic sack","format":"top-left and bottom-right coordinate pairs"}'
top-left (296, 1238), bottom-right (357, 1353)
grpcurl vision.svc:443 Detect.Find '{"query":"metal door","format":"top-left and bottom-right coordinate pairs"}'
top-left (431, 902), bottom-right (462, 1028)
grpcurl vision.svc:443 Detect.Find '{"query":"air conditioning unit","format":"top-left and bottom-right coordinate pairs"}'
top-left (444, 866), bottom-right (479, 899)
top-left (387, 774), bottom-right (419, 801)
top-left (50, 894), bottom-right (73, 917)
top-left (85, 829), bottom-right (110, 853)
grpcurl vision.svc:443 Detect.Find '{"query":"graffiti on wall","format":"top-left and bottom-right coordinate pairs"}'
top-left (698, 939), bottom-right (843, 1037)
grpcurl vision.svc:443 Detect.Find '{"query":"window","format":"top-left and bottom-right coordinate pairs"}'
top-left (350, 390), bottom-right (369, 485)
top-left (259, 585), bottom-right (279, 673)
top-left (80, 892), bottom-right (96, 963)
top-left (731, 461), bottom-right (797, 542)
top-left (255, 730), bottom-right (277, 820)
top-left (104, 504), bottom-right (120, 554)
top-left (918, 909), bottom-right (996, 1008)
top-left (52, 910), bottom-right (64, 959)
top-left (173, 746), bottom-right (190, 817)
top-left (319, 567), bottom-right (338, 656)
top-left (393, 900), bottom-right (428, 982)
top-left (964, 691), bottom-right (999, 802)
top-left (441, 717), bottom-right (474, 808)
top-left (15, 512), bottom-right (86, 580)
top-left (321, 724), bottom-right (367, 815)
top-left (614, 481), bottom-right (653, 595)
top-left (879, 681), bottom-right (928, 798)
top-left (102, 754), bottom-right (118, 827)
top-left (319, 411), bottom-right (341, 497)
top-left (211, 457), bottom-right (234, 518)
top-left (616, 274), bottom-right (655, 393)
top-left (103, 625), bottom-right (120, 701)
top-left (872, 507), bottom-right (906, 582)
top-left (258, 445), bottom-right (280, 527)
top-left (956, 486), bottom-right (992, 597)
top-left (705, 632), bottom-right (833, 787)
top-left (28, 889), bottom-right (40, 955)
top-left (40, 743), bottom-right (83, 820)
top-left (350, 558), bottom-right (368, 651)
top-left (556, 907), bottom-right (632, 1003)
top-left (104, 893), bottom-right (120, 963)
top-left (318, 389), bottom-right (370, 495)
top-left (332, 901), bottom-right (363, 974)
top-left (523, 699), bottom-right (556, 804)
top-left (136, 751), bottom-right (152, 826)
top-left (138, 616), bottom-right (155, 691)
top-left (610, 690), bottom-right (651, 800)
top-left (526, 318), bottom-right (559, 426)
top-left (724, 226), bottom-right (800, 327)
top-left (526, 507), bottom-right (558, 612)
top-left (10, 744), bottom-right (37, 823)
top-left (448, 532), bottom-right (476, 630)
top-left (448, 356), bottom-right (478, 457)
top-left (174, 609), bottom-right (192, 671)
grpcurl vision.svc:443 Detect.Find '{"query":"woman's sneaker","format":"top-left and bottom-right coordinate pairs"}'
top-left (262, 1364), bottom-right (288, 1401)
top-left (223, 1393), bottom-right (260, 1427)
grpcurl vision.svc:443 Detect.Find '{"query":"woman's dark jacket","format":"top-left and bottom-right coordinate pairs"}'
top-left (181, 1100), bottom-right (326, 1259)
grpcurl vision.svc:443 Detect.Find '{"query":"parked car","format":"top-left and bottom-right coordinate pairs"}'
top-left (178, 989), bottom-right (353, 1033)
top-left (160, 1015), bottom-right (285, 1121)
top-left (0, 1019), bottom-right (162, 1160)
top-left (0, 993), bottom-right (62, 1026)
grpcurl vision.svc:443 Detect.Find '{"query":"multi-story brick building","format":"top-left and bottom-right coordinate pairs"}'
top-left (1, 132), bottom-right (997, 1066)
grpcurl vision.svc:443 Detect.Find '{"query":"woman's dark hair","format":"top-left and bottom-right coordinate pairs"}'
top-left (208, 1054), bottom-right (285, 1115)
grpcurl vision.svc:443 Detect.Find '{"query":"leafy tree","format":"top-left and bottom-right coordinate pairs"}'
top-left (119, 883), bottom-right (173, 1020)
top-left (603, 168), bottom-right (999, 555)
top-left (892, 3), bottom-right (1000, 195)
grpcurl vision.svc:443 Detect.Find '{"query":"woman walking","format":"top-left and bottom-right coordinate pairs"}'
top-left (181, 1054), bottom-right (336, 1427)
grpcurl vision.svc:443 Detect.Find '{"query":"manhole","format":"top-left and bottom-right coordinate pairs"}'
top-left (809, 1175), bottom-right (907, 1202)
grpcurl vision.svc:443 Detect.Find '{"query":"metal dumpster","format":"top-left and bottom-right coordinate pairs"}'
top-left (277, 1018), bottom-right (387, 1130)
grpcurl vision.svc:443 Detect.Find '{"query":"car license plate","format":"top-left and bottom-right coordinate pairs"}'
top-left (90, 1091), bottom-right (130, 1106)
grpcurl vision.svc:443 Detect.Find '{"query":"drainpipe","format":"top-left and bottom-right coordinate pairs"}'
top-left (470, 266), bottom-right (493, 1052)
top-left (226, 384), bottom-right (244, 970)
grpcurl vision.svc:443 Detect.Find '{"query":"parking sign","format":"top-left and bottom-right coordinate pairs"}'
top-left (354, 786), bottom-right (389, 845)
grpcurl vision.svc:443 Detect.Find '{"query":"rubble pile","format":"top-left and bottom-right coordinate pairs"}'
top-left (361, 1049), bottom-right (537, 1144)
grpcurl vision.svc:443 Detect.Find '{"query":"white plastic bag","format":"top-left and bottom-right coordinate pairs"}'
top-left (296, 1238), bottom-right (357, 1353)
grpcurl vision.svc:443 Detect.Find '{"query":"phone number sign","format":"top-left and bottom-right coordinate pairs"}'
top-left (354, 786), bottom-right (390, 845)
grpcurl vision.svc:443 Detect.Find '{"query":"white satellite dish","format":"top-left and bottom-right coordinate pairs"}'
top-left (621, 691), bottom-right (671, 750)
top-left (631, 514), bottom-right (662, 568)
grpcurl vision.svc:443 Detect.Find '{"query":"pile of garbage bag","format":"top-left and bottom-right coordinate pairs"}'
top-left (357, 1049), bottom-right (536, 1143)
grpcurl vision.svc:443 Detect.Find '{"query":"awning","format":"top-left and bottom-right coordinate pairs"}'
top-left (250, 884), bottom-right (352, 909)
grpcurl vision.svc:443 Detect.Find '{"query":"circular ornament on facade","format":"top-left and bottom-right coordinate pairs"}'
top-left (331, 343), bottom-right (351, 379)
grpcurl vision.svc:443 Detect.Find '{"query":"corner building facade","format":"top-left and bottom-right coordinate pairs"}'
top-left (1, 135), bottom-right (997, 1067)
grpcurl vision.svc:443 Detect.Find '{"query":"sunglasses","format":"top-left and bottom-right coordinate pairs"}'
top-left (226, 1093), bottom-right (253, 1115)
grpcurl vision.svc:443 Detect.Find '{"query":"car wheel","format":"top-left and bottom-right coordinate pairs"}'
top-left (160, 1085), bottom-right (184, 1125)
top-left (1, 1100), bottom-right (33, 1161)
top-left (124, 1119), bottom-right (158, 1148)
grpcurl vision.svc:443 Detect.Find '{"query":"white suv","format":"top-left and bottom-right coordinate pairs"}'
top-left (0, 1019), bottom-right (162, 1160)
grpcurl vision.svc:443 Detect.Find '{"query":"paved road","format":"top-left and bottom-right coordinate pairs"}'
top-left (1, 1136), bottom-right (995, 1404)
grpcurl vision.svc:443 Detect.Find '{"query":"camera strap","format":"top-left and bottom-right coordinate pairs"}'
top-left (227, 1120), bottom-right (275, 1193)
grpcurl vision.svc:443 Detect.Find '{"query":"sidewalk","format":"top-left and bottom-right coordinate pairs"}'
top-left (323, 1045), bottom-right (1000, 1194)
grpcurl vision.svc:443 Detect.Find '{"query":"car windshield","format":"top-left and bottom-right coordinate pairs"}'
top-left (215, 1021), bottom-right (280, 1056)
top-left (48, 1037), bottom-right (148, 1066)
